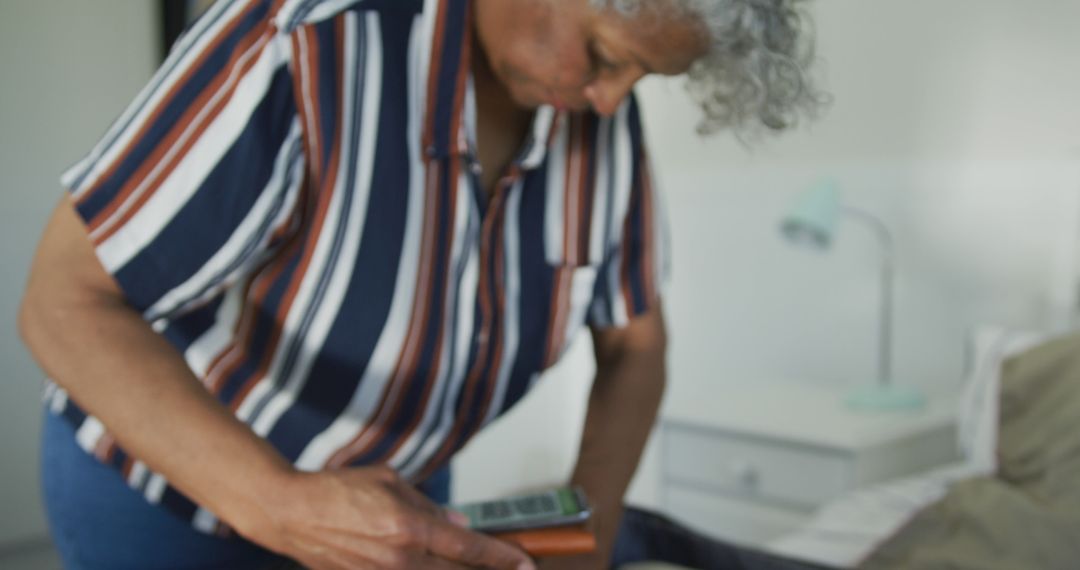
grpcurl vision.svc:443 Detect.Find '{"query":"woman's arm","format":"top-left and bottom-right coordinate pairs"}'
top-left (543, 304), bottom-right (668, 569)
top-left (19, 196), bottom-right (293, 529)
top-left (19, 196), bottom-right (532, 570)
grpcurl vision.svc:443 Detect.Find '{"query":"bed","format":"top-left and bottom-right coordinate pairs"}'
top-left (764, 326), bottom-right (1080, 569)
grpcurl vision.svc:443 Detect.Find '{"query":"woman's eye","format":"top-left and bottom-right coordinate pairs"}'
top-left (590, 43), bottom-right (621, 72)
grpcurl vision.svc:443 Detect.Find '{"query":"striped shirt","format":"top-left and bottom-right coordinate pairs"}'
top-left (47, 0), bottom-right (669, 534)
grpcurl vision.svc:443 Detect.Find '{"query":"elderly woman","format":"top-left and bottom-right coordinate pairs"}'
top-left (19, 0), bottom-right (817, 568)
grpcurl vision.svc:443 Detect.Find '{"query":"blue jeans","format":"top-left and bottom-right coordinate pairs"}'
top-left (40, 410), bottom-right (451, 570)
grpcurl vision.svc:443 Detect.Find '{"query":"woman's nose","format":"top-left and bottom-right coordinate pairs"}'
top-left (584, 69), bottom-right (644, 116)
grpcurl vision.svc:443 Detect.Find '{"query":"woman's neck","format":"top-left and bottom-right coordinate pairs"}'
top-left (470, 40), bottom-right (534, 196)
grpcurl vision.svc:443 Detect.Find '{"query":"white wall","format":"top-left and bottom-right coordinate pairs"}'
top-left (456, 0), bottom-right (1080, 509)
top-left (0, 0), bottom-right (158, 548)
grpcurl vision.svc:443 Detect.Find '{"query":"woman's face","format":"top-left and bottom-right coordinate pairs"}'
top-left (474, 0), bottom-right (709, 115)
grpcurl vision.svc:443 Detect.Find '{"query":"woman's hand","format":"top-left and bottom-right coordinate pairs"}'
top-left (236, 465), bottom-right (535, 570)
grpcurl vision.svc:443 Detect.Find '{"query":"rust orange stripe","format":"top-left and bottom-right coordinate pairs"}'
top-left (347, 157), bottom-right (464, 468)
top-left (421, 0), bottom-right (449, 152)
top-left (325, 158), bottom-right (445, 468)
top-left (291, 25), bottom-right (325, 188)
top-left (417, 185), bottom-right (508, 479)
top-left (227, 17), bottom-right (348, 413)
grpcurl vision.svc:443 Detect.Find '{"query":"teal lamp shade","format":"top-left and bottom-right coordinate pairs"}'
top-left (781, 181), bottom-right (841, 250)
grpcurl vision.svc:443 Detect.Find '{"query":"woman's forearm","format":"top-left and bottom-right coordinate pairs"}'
top-left (571, 345), bottom-right (667, 559)
top-left (19, 198), bottom-right (294, 534)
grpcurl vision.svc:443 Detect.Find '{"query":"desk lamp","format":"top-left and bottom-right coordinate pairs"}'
top-left (781, 181), bottom-right (926, 411)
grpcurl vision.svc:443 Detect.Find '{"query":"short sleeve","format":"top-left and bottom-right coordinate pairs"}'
top-left (60, 0), bottom-right (303, 323)
top-left (587, 95), bottom-right (671, 329)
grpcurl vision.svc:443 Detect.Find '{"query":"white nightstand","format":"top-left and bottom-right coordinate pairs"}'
top-left (657, 382), bottom-right (959, 549)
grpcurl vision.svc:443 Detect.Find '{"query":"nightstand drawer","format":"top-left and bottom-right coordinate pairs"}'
top-left (662, 422), bottom-right (852, 509)
top-left (663, 485), bottom-right (809, 546)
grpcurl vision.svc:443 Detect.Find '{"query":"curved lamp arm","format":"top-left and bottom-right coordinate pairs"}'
top-left (841, 207), bottom-right (895, 389)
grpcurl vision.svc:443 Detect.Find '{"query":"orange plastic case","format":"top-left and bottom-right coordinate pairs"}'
top-left (492, 525), bottom-right (597, 557)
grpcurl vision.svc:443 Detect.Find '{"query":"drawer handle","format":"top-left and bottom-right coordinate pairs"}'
top-left (729, 461), bottom-right (760, 489)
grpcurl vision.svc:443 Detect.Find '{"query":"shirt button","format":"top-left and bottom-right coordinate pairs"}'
top-left (425, 145), bottom-right (438, 158)
top-left (469, 162), bottom-right (483, 175)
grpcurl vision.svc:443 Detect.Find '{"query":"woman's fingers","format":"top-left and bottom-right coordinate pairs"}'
top-left (421, 514), bottom-right (535, 570)
top-left (253, 465), bottom-right (532, 569)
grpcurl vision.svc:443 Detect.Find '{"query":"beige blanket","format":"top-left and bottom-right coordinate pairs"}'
top-left (861, 333), bottom-right (1080, 569)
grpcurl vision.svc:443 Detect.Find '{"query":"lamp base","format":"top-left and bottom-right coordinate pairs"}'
top-left (845, 384), bottom-right (926, 412)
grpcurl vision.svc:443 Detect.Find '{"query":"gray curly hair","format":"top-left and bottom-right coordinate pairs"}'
top-left (593, 0), bottom-right (824, 135)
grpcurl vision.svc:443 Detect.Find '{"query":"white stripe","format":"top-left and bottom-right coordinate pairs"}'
top-left (246, 13), bottom-right (381, 433)
top-left (144, 121), bottom-right (303, 320)
top-left (521, 106), bottom-right (557, 169)
top-left (589, 117), bottom-right (613, 264)
top-left (294, 12), bottom-right (428, 470)
top-left (393, 10), bottom-right (471, 477)
top-left (183, 281), bottom-right (246, 380)
top-left (193, 508), bottom-right (219, 533)
top-left (295, 28), bottom-right (323, 181)
top-left (65, 0), bottom-right (253, 199)
top-left (74, 417), bottom-right (105, 453)
top-left (144, 473), bottom-right (168, 503)
top-left (609, 101), bottom-right (634, 250)
top-left (95, 36), bottom-right (290, 272)
top-left (606, 101), bottom-right (635, 327)
top-left (544, 117), bottom-right (569, 264)
top-left (127, 460), bottom-right (149, 489)
top-left (49, 386), bottom-right (68, 415)
top-left (560, 266), bottom-right (599, 359)
top-left (400, 209), bottom-right (479, 478)
top-left (42, 381), bottom-right (57, 405)
top-left (481, 180), bottom-right (524, 427)
top-left (392, 170), bottom-right (477, 477)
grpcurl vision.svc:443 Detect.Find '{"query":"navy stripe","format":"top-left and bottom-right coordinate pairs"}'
top-left (358, 158), bottom-right (456, 464)
top-left (159, 488), bottom-right (199, 521)
top-left (314, 17), bottom-right (342, 178)
top-left (216, 245), bottom-right (305, 404)
top-left (503, 167), bottom-right (552, 411)
top-left (161, 296), bottom-right (226, 354)
top-left (396, 205), bottom-right (477, 473)
top-left (111, 67), bottom-right (296, 315)
top-left (588, 117), bottom-right (620, 327)
top-left (60, 402), bottom-right (88, 429)
top-left (147, 137), bottom-right (302, 323)
top-left (430, 0), bottom-right (468, 156)
top-left (445, 197), bottom-right (507, 456)
top-left (579, 114), bottom-right (600, 263)
top-left (267, 11), bottom-right (413, 459)
top-left (109, 449), bottom-right (130, 472)
top-left (244, 14), bottom-right (366, 431)
top-left (624, 97), bottom-right (649, 313)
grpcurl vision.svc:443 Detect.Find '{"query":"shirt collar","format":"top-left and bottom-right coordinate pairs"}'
top-left (274, 0), bottom-right (422, 32)
top-left (276, 0), bottom-right (556, 167)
